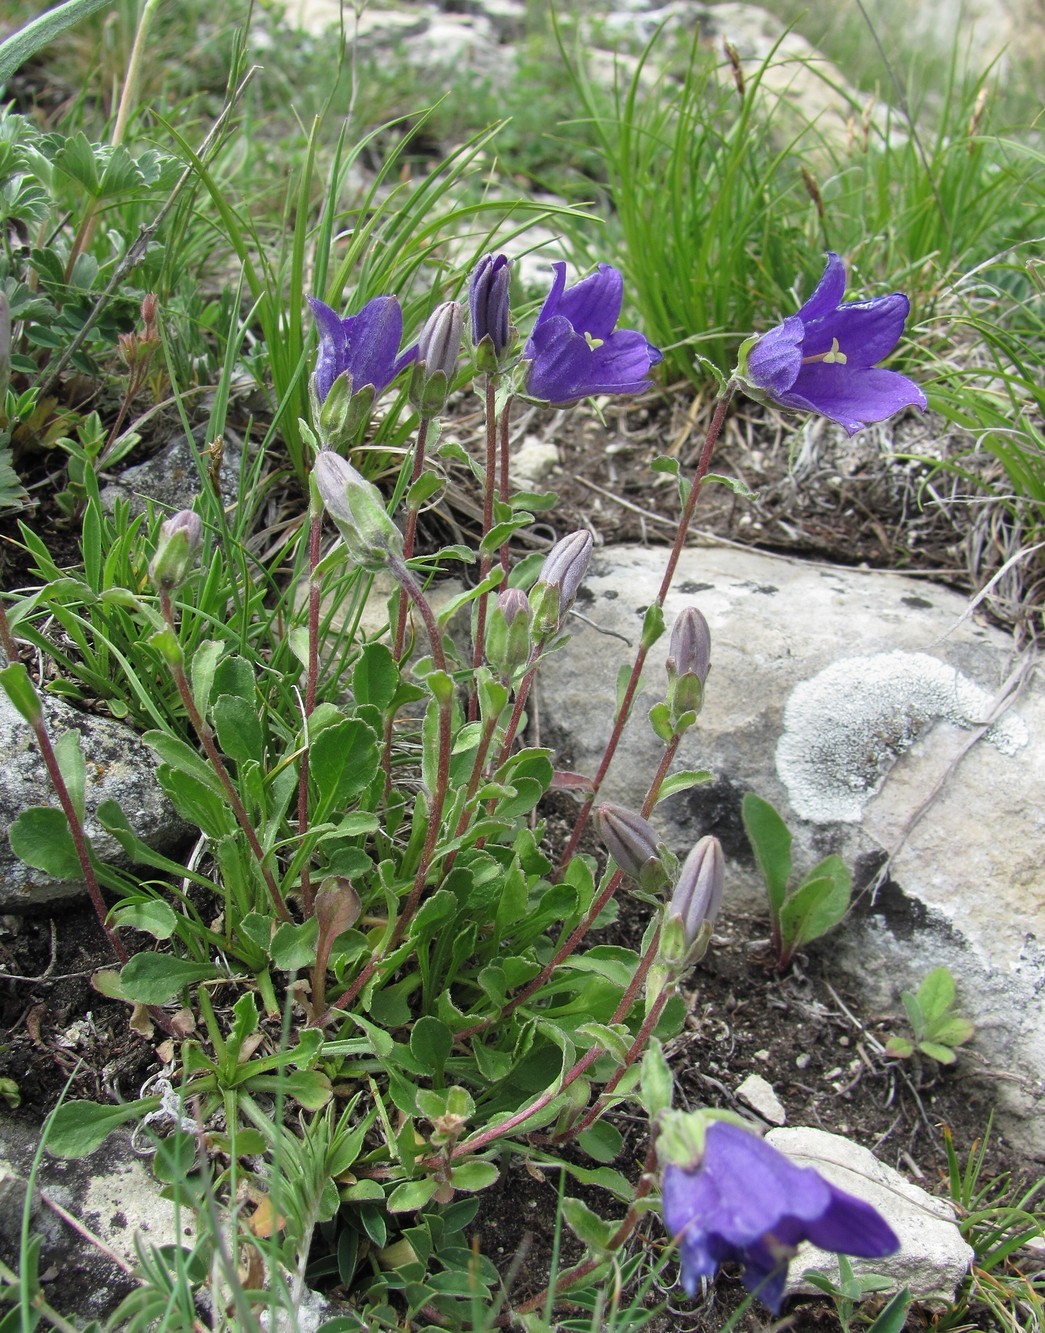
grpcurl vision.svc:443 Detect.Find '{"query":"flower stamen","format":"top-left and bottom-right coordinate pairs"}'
top-left (803, 336), bottom-right (848, 365)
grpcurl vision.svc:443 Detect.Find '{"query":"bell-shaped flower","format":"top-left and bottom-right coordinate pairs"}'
top-left (738, 252), bottom-right (927, 436)
top-left (523, 262), bottom-right (662, 404)
top-left (308, 294), bottom-right (417, 404)
top-left (660, 1114), bottom-right (899, 1313)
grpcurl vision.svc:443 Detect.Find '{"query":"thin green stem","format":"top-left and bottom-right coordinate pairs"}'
top-left (498, 396), bottom-right (512, 573)
top-left (556, 388), bottom-right (735, 874)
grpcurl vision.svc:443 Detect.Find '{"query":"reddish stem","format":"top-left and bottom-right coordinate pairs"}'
top-left (556, 390), bottom-right (734, 874)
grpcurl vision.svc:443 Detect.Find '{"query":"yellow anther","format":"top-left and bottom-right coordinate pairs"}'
top-left (585, 331), bottom-right (605, 350)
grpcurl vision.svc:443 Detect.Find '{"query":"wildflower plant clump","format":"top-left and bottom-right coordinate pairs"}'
top-left (1, 242), bottom-right (924, 1330)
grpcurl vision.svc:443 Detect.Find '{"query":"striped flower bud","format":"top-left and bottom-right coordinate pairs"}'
top-left (661, 835), bottom-right (724, 968)
top-left (529, 530), bottom-right (593, 637)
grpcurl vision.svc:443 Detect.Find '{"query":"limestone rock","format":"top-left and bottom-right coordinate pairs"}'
top-left (767, 1126), bottom-right (973, 1301)
top-left (0, 691), bottom-right (190, 911)
top-left (534, 542), bottom-right (1044, 1151)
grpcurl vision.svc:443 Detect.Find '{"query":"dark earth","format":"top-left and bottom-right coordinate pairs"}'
top-left (0, 379), bottom-right (1036, 1330)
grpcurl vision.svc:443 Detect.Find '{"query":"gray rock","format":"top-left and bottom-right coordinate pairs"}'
top-left (535, 542), bottom-right (1045, 1151)
top-left (0, 691), bottom-right (190, 911)
top-left (767, 1126), bottom-right (973, 1301)
top-left (0, 1116), bottom-right (187, 1321)
top-left (99, 428), bottom-right (243, 519)
top-left (736, 1072), bottom-right (786, 1125)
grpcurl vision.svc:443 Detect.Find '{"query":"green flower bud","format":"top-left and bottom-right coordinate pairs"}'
top-left (312, 449), bottom-right (404, 572)
top-left (149, 509), bottom-right (202, 592)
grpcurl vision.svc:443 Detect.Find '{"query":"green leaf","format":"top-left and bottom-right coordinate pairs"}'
top-left (387, 1177), bottom-right (440, 1213)
top-left (110, 899), bottom-right (178, 940)
top-left (741, 792), bottom-right (792, 916)
top-left (119, 953), bottom-right (222, 1004)
top-left (777, 871), bottom-right (850, 954)
top-left (0, 0), bottom-right (117, 85)
top-left (919, 1041), bottom-right (958, 1065)
top-left (640, 602), bottom-right (665, 650)
top-left (917, 966), bottom-right (956, 1022)
top-left (9, 807), bottom-right (80, 879)
top-left (901, 990), bottom-right (925, 1037)
top-left (867, 1289), bottom-right (912, 1333)
top-left (52, 131), bottom-right (100, 195)
top-left (576, 1119), bottom-right (623, 1164)
top-left (213, 655), bottom-right (256, 704)
top-left (270, 917), bottom-right (319, 971)
top-left (928, 1015), bottom-right (974, 1047)
top-left (190, 640), bottom-right (224, 718)
top-left (155, 766), bottom-right (234, 840)
top-left (145, 731), bottom-right (223, 793)
top-left (46, 1097), bottom-right (157, 1158)
top-left (560, 1197), bottom-right (616, 1250)
top-left (213, 694), bottom-right (264, 765)
top-left (0, 662), bottom-right (42, 724)
top-left (309, 717), bottom-right (379, 822)
top-left (884, 1035), bottom-right (914, 1058)
top-left (654, 769), bottom-right (711, 802)
top-left (353, 642), bottom-right (398, 710)
top-left (409, 1017), bottom-right (452, 1078)
top-left (639, 1038), bottom-right (674, 1119)
top-left (450, 1160), bottom-right (499, 1192)
top-left (54, 729), bottom-right (86, 822)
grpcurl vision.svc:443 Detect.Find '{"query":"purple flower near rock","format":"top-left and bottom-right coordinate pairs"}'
top-left (740, 252), bottom-right (927, 436)
top-left (523, 262), bottom-right (662, 404)
top-left (662, 1118), bottom-right (899, 1313)
top-left (308, 294), bottom-right (416, 403)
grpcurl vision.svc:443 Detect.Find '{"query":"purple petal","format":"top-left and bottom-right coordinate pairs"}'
top-left (801, 293), bottom-right (911, 368)
top-left (798, 252), bottom-right (847, 322)
top-left (746, 316), bottom-right (804, 396)
top-left (531, 262), bottom-right (569, 335)
top-left (308, 296), bottom-right (349, 402)
top-left (555, 263), bottom-right (625, 340)
top-left (525, 319), bottom-right (659, 403)
top-left (342, 295), bottom-right (407, 392)
top-left (783, 365), bottom-right (928, 435)
top-left (805, 1187), bottom-right (900, 1257)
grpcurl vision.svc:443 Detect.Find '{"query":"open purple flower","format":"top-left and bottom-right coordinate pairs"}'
top-left (662, 1118), bottom-right (899, 1313)
top-left (308, 294), bottom-right (417, 403)
top-left (740, 252), bottom-right (927, 436)
top-left (523, 262), bottom-right (662, 404)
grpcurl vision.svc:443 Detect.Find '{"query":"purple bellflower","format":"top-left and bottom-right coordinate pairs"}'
top-left (739, 252), bottom-right (927, 436)
top-left (524, 262), bottom-right (662, 404)
top-left (308, 294), bottom-right (417, 403)
top-left (661, 1117), bottom-right (899, 1313)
